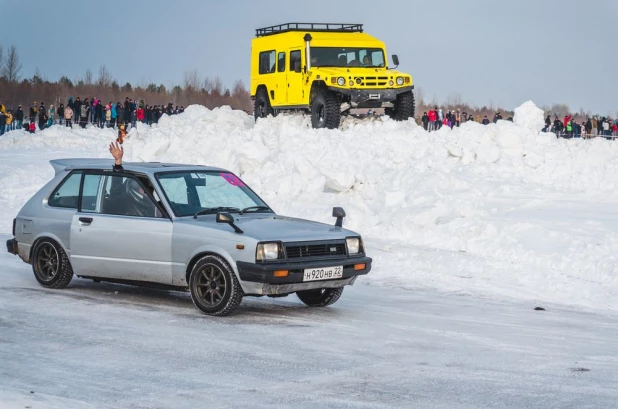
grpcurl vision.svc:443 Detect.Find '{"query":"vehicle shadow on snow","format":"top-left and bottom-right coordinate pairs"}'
top-left (11, 277), bottom-right (344, 323)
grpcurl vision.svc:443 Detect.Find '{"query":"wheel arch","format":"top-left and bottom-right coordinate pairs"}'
top-left (185, 248), bottom-right (239, 284)
top-left (29, 233), bottom-right (70, 263)
top-left (309, 80), bottom-right (329, 103)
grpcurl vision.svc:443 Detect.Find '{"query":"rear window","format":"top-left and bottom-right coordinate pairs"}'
top-left (48, 171), bottom-right (82, 209)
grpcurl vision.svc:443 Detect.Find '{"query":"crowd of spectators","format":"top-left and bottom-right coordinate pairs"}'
top-left (543, 114), bottom-right (617, 138)
top-left (0, 97), bottom-right (185, 134)
top-left (419, 108), bottom-right (509, 131)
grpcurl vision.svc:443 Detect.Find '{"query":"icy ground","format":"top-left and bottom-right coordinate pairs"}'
top-left (1, 251), bottom-right (617, 409)
top-left (0, 102), bottom-right (617, 407)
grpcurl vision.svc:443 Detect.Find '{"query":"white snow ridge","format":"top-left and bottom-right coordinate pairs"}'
top-left (1, 101), bottom-right (617, 311)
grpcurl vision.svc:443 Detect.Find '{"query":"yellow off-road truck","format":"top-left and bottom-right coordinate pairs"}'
top-left (250, 23), bottom-right (415, 129)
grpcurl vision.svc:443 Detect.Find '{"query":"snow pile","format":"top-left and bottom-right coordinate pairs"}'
top-left (1, 101), bottom-right (617, 311)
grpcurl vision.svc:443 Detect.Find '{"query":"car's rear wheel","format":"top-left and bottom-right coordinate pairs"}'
top-left (387, 91), bottom-right (415, 121)
top-left (296, 287), bottom-right (344, 307)
top-left (311, 89), bottom-right (340, 129)
top-left (189, 254), bottom-right (243, 316)
top-left (32, 238), bottom-right (73, 289)
top-left (254, 88), bottom-right (274, 121)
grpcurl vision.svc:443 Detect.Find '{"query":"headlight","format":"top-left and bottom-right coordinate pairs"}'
top-left (346, 237), bottom-right (361, 255)
top-left (396, 77), bottom-right (404, 86)
top-left (337, 77), bottom-right (346, 86)
top-left (256, 242), bottom-right (280, 261)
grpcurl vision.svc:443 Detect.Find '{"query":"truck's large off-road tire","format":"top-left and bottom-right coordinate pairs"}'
top-left (254, 88), bottom-right (274, 121)
top-left (32, 238), bottom-right (74, 289)
top-left (311, 89), bottom-right (340, 129)
top-left (296, 287), bottom-right (344, 307)
top-left (388, 91), bottom-right (415, 121)
top-left (189, 254), bottom-right (243, 316)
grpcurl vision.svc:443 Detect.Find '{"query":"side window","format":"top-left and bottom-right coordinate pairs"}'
top-left (80, 174), bottom-right (103, 213)
top-left (290, 50), bottom-right (301, 72)
top-left (48, 171), bottom-right (82, 209)
top-left (99, 175), bottom-right (159, 218)
top-left (259, 50), bottom-right (276, 74)
top-left (277, 52), bottom-right (286, 72)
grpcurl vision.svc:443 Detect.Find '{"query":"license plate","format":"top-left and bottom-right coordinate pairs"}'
top-left (303, 266), bottom-right (343, 282)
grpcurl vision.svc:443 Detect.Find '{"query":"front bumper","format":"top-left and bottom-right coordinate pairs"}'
top-left (328, 85), bottom-right (413, 105)
top-left (237, 256), bottom-right (372, 285)
top-left (6, 239), bottom-right (18, 255)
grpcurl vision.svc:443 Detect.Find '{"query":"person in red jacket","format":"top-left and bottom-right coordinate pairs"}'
top-left (428, 109), bottom-right (437, 132)
top-left (136, 106), bottom-right (145, 123)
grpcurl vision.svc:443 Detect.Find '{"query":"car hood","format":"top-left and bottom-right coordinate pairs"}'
top-left (185, 214), bottom-right (357, 242)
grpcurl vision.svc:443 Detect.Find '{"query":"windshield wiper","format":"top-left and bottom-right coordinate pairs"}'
top-left (193, 207), bottom-right (240, 219)
top-left (240, 206), bottom-right (272, 215)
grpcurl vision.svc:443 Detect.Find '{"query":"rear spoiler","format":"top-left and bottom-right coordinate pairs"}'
top-left (49, 159), bottom-right (113, 175)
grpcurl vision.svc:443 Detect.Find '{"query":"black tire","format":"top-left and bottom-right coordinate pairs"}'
top-left (296, 287), bottom-right (344, 307)
top-left (32, 238), bottom-right (73, 289)
top-left (189, 254), bottom-right (243, 316)
top-left (254, 88), bottom-right (274, 121)
top-left (388, 91), bottom-right (415, 121)
top-left (311, 89), bottom-right (340, 129)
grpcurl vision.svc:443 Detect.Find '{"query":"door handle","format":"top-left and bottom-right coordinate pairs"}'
top-left (79, 217), bottom-right (93, 225)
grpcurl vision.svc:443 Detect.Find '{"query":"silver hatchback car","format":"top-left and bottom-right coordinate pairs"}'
top-left (6, 158), bottom-right (372, 316)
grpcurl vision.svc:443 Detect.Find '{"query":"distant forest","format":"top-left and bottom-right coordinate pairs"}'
top-left (0, 43), bottom-right (609, 121)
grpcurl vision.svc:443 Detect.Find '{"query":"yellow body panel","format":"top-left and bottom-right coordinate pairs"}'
top-left (251, 30), bottom-right (413, 108)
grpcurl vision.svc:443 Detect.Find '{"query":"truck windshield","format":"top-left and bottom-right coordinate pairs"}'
top-left (310, 47), bottom-right (385, 68)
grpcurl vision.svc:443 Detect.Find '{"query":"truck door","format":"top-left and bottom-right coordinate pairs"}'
top-left (286, 49), bottom-right (304, 106)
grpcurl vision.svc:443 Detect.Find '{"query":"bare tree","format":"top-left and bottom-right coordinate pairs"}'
top-left (84, 69), bottom-right (93, 86)
top-left (2, 46), bottom-right (22, 105)
top-left (96, 65), bottom-right (113, 87)
top-left (0, 45), bottom-right (4, 78)
top-left (183, 69), bottom-right (201, 92)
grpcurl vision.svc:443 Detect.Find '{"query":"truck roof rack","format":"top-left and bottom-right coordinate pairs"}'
top-left (255, 23), bottom-right (363, 37)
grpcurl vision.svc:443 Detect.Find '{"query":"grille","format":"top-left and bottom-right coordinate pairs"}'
top-left (353, 76), bottom-right (389, 87)
top-left (285, 242), bottom-right (346, 260)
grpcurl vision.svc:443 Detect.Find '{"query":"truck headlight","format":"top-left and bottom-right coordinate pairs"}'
top-left (337, 77), bottom-right (346, 86)
top-left (346, 237), bottom-right (361, 255)
top-left (396, 77), bottom-right (404, 86)
top-left (256, 242), bottom-right (281, 261)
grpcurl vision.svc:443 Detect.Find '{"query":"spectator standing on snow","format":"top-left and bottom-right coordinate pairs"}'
top-left (482, 115), bottom-right (490, 125)
top-left (105, 104), bottom-right (111, 127)
top-left (57, 104), bottom-right (65, 126)
top-left (14, 106), bottom-right (24, 130)
top-left (553, 116), bottom-right (562, 136)
top-left (29, 102), bottom-right (37, 124)
top-left (95, 101), bottom-right (104, 128)
top-left (545, 115), bottom-right (551, 132)
top-left (136, 106), bottom-right (145, 123)
top-left (421, 112), bottom-right (429, 130)
top-left (110, 102), bottom-right (117, 128)
top-left (73, 97), bottom-right (81, 125)
top-left (79, 99), bottom-right (89, 128)
top-left (585, 118), bottom-right (592, 138)
top-left (64, 105), bottom-right (73, 128)
top-left (0, 110), bottom-right (6, 136)
top-left (602, 119), bottom-right (610, 136)
top-left (48, 105), bottom-right (55, 127)
top-left (117, 102), bottom-right (125, 128)
top-left (455, 110), bottom-right (461, 127)
top-left (467, 114), bottom-right (474, 122)
top-left (123, 97), bottom-right (131, 126)
top-left (437, 108), bottom-right (443, 129)
top-left (91, 97), bottom-right (98, 123)
top-left (38, 104), bottom-right (48, 131)
top-left (6, 109), bottom-right (13, 132)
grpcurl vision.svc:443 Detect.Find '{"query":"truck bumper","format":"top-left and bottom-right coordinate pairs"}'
top-left (328, 86), bottom-right (413, 108)
top-left (236, 256), bottom-right (371, 295)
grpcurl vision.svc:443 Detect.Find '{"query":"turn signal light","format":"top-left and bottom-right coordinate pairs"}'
top-left (354, 264), bottom-right (366, 271)
top-left (405, 77), bottom-right (410, 84)
top-left (274, 270), bottom-right (289, 277)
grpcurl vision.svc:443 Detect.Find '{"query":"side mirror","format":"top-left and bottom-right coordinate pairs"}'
top-left (332, 207), bottom-right (346, 228)
top-left (392, 54), bottom-right (400, 66)
top-left (216, 212), bottom-right (243, 234)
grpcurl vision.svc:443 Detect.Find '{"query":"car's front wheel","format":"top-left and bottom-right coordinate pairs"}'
top-left (296, 287), bottom-right (344, 307)
top-left (32, 238), bottom-right (74, 289)
top-left (189, 254), bottom-right (243, 316)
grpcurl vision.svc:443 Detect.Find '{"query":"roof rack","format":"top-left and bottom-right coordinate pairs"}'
top-left (255, 23), bottom-right (363, 37)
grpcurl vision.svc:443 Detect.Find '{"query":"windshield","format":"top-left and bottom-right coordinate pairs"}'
top-left (310, 47), bottom-right (385, 68)
top-left (156, 171), bottom-right (270, 217)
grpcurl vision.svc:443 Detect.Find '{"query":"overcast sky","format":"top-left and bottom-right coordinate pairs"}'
top-left (2, 0), bottom-right (617, 114)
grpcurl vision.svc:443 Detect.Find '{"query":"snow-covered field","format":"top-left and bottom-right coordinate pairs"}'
top-left (1, 102), bottom-right (618, 408)
top-left (1, 101), bottom-right (617, 311)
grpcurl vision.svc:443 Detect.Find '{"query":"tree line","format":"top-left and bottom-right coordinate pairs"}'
top-left (0, 44), bottom-right (252, 112)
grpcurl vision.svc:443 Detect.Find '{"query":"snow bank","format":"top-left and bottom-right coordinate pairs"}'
top-left (1, 101), bottom-right (617, 311)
